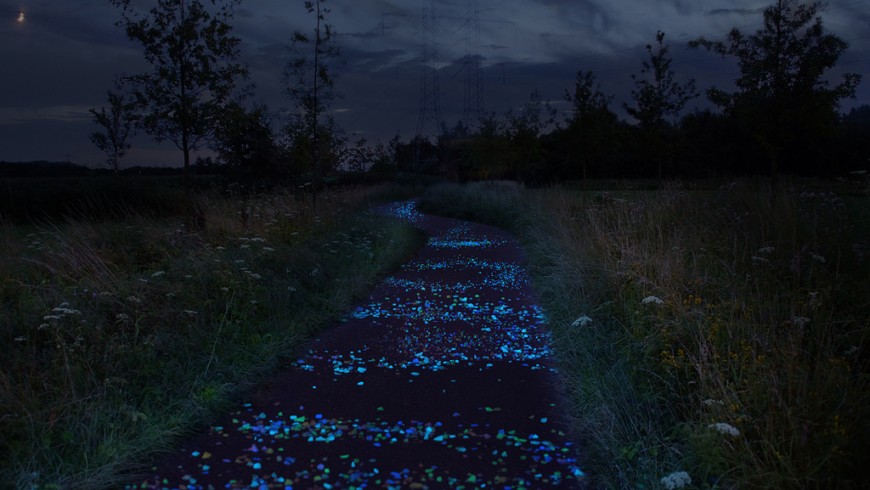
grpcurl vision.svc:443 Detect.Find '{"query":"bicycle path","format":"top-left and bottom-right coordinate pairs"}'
top-left (133, 201), bottom-right (585, 489)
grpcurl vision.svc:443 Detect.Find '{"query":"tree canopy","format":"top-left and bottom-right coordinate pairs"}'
top-left (112, 0), bottom-right (249, 183)
top-left (690, 0), bottom-right (861, 182)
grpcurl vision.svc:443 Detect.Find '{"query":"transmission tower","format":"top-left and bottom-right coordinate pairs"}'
top-left (379, 0), bottom-right (512, 168)
top-left (415, 0), bottom-right (443, 140)
top-left (462, 0), bottom-right (483, 125)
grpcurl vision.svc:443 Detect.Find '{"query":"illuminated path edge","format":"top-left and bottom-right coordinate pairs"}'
top-left (132, 201), bottom-right (585, 490)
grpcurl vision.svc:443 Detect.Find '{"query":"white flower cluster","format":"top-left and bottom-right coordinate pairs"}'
top-left (571, 315), bottom-right (593, 327)
top-left (642, 295), bottom-right (664, 305)
top-left (660, 471), bottom-right (691, 489)
top-left (39, 302), bottom-right (81, 329)
top-left (708, 422), bottom-right (740, 437)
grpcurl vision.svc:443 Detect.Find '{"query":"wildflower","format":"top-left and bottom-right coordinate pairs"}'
top-left (262, 247), bottom-right (275, 253)
top-left (642, 295), bottom-right (664, 305)
top-left (702, 399), bottom-right (725, 407)
top-left (708, 422), bottom-right (740, 437)
top-left (15, 336), bottom-right (27, 342)
top-left (183, 310), bottom-right (198, 316)
top-left (660, 471), bottom-right (691, 490)
top-left (52, 306), bottom-right (80, 315)
top-left (757, 246), bottom-right (774, 254)
top-left (151, 270), bottom-right (166, 278)
top-left (116, 313), bottom-right (130, 322)
top-left (126, 296), bottom-right (142, 304)
top-left (571, 316), bottom-right (592, 327)
top-left (287, 286), bottom-right (297, 292)
top-left (792, 316), bottom-right (811, 328)
top-left (751, 255), bottom-right (769, 263)
top-left (812, 254), bottom-right (826, 264)
top-left (42, 315), bottom-right (62, 321)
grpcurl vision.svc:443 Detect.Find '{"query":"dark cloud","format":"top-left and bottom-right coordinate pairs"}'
top-left (1, 0), bottom-right (867, 167)
top-left (708, 7), bottom-right (765, 16)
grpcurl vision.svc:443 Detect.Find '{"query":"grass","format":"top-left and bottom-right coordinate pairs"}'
top-left (0, 182), bottom-right (426, 489)
top-left (419, 179), bottom-right (869, 489)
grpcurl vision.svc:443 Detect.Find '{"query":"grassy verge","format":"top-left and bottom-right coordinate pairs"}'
top-left (0, 183), bottom-right (425, 489)
top-left (419, 180), bottom-right (869, 489)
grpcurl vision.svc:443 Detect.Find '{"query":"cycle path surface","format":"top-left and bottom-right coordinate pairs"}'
top-left (132, 201), bottom-right (585, 489)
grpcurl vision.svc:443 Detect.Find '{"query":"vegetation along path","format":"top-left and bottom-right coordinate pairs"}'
top-left (133, 201), bottom-right (585, 489)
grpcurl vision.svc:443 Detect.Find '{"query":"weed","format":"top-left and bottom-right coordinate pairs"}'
top-left (420, 180), bottom-right (869, 489)
top-left (0, 183), bottom-right (424, 489)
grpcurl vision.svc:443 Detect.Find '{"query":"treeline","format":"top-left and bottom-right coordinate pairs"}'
top-left (90, 0), bottom-right (867, 187)
top-left (404, 102), bottom-right (870, 183)
top-left (405, 0), bottom-right (869, 184)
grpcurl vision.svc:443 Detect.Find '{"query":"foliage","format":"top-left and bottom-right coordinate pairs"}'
top-left (420, 181), bottom-right (870, 489)
top-left (111, 0), bottom-right (249, 183)
top-left (0, 183), bottom-right (424, 488)
top-left (286, 0), bottom-right (341, 206)
top-left (342, 137), bottom-right (396, 174)
top-left (89, 86), bottom-right (137, 173)
top-left (212, 102), bottom-right (279, 174)
top-left (626, 31), bottom-right (697, 129)
top-left (285, 114), bottom-right (345, 181)
top-left (689, 0), bottom-right (861, 183)
top-left (626, 31), bottom-right (697, 181)
top-left (466, 113), bottom-right (509, 180)
top-left (504, 90), bottom-right (556, 184)
top-left (564, 70), bottom-right (619, 181)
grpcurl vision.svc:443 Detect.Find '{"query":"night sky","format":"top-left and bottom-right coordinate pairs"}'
top-left (1, 0), bottom-right (868, 168)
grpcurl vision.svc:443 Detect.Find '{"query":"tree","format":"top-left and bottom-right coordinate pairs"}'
top-left (213, 102), bottom-right (277, 174)
top-left (565, 70), bottom-right (619, 182)
top-left (89, 87), bottom-right (137, 173)
top-left (625, 31), bottom-right (697, 181)
top-left (504, 90), bottom-right (556, 184)
top-left (690, 0), bottom-right (861, 184)
top-left (287, 0), bottom-right (340, 210)
top-left (112, 0), bottom-right (248, 186)
top-left (468, 113), bottom-right (508, 180)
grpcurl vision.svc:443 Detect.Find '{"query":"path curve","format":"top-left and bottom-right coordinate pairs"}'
top-left (132, 201), bottom-right (585, 489)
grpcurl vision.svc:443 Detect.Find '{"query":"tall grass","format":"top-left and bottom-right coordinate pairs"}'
top-left (419, 180), bottom-right (869, 489)
top-left (0, 183), bottom-right (425, 489)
